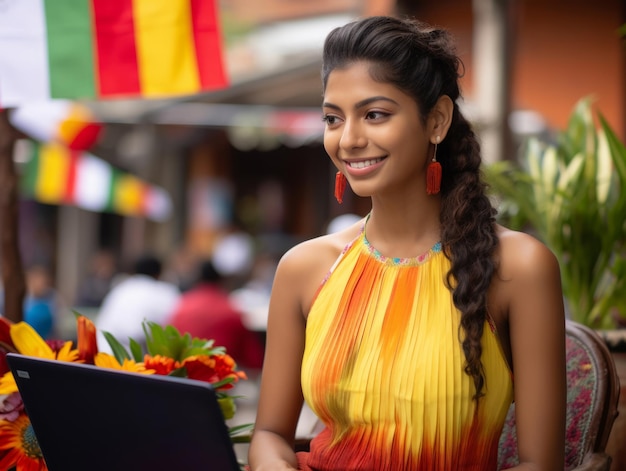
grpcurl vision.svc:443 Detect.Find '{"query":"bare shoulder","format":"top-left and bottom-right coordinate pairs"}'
top-left (492, 225), bottom-right (564, 334)
top-left (495, 225), bottom-right (561, 282)
top-left (274, 218), bottom-right (365, 315)
top-left (280, 221), bottom-right (361, 271)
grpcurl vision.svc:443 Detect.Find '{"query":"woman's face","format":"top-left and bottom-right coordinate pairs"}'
top-left (322, 61), bottom-right (431, 199)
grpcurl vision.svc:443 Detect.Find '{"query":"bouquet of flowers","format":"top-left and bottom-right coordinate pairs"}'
top-left (0, 314), bottom-right (251, 471)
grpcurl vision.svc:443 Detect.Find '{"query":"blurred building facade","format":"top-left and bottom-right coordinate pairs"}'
top-left (13, 0), bottom-right (625, 314)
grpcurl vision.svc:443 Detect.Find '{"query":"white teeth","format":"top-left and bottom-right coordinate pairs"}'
top-left (347, 158), bottom-right (383, 169)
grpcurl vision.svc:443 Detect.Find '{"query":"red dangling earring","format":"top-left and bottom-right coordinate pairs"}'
top-left (335, 171), bottom-right (347, 204)
top-left (426, 136), bottom-right (442, 195)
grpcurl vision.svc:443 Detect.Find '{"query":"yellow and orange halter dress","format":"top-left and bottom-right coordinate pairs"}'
top-left (298, 226), bottom-right (513, 471)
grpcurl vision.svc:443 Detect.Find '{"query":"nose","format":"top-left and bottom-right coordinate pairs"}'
top-left (339, 119), bottom-right (367, 150)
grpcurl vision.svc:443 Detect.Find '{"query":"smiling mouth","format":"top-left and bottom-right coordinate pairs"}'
top-left (346, 157), bottom-right (385, 169)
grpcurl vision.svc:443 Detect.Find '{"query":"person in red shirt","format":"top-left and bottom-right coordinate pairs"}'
top-left (168, 259), bottom-right (265, 371)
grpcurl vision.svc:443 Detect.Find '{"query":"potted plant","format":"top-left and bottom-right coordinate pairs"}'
top-left (484, 97), bottom-right (626, 331)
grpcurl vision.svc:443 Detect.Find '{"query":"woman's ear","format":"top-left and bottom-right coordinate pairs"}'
top-left (427, 95), bottom-right (453, 141)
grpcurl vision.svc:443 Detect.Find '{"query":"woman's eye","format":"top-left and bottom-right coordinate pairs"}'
top-left (322, 115), bottom-right (339, 125)
top-left (366, 111), bottom-right (388, 120)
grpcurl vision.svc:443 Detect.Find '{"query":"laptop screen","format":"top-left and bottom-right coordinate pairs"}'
top-left (7, 353), bottom-right (241, 471)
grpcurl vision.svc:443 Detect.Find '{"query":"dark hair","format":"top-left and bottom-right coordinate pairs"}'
top-left (134, 255), bottom-right (162, 279)
top-left (199, 260), bottom-right (222, 284)
top-left (322, 16), bottom-right (499, 400)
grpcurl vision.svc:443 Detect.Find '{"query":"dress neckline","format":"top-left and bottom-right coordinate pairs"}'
top-left (360, 214), bottom-right (442, 267)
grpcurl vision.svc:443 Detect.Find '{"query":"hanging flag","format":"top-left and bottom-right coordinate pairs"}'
top-left (0, 0), bottom-right (228, 107)
top-left (22, 141), bottom-right (172, 221)
top-left (9, 100), bottom-right (102, 150)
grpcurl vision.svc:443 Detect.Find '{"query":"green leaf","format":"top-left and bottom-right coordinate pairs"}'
top-left (211, 376), bottom-right (236, 390)
top-left (129, 338), bottom-right (144, 362)
top-left (229, 423), bottom-right (254, 439)
top-left (599, 114), bottom-right (626, 183)
top-left (541, 145), bottom-right (558, 195)
top-left (556, 153), bottom-right (584, 193)
top-left (144, 321), bottom-right (175, 358)
top-left (167, 367), bottom-right (187, 377)
top-left (102, 331), bottom-right (131, 363)
top-left (596, 130), bottom-right (613, 204)
top-left (139, 319), bottom-right (230, 362)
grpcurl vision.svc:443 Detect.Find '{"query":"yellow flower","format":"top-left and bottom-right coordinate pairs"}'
top-left (11, 323), bottom-right (77, 363)
top-left (0, 374), bottom-right (19, 396)
top-left (94, 353), bottom-right (155, 374)
top-left (0, 323), bottom-right (79, 395)
top-left (0, 412), bottom-right (46, 471)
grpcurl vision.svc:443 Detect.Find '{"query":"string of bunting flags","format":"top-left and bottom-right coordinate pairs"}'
top-left (1, 0), bottom-right (228, 222)
top-left (21, 141), bottom-right (172, 222)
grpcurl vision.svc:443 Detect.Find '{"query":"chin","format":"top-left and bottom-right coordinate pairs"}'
top-left (349, 187), bottom-right (372, 199)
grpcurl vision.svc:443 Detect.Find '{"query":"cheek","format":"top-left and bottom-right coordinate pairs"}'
top-left (323, 132), bottom-right (338, 158)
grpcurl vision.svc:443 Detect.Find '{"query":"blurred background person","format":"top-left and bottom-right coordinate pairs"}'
top-left (162, 245), bottom-right (198, 294)
top-left (23, 264), bottom-right (62, 339)
top-left (75, 249), bottom-right (117, 308)
top-left (96, 253), bottom-right (180, 352)
top-left (167, 259), bottom-right (265, 372)
top-left (229, 251), bottom-right (278, 335)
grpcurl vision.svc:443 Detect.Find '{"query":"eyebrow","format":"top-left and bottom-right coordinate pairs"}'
top-left (322, 95), bottom-right (399, 110)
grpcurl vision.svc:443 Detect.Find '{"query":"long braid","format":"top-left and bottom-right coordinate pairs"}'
top-left (440, 108), bottom-right (499, 399)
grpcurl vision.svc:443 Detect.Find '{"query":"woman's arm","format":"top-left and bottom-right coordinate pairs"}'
top-left (247, 245), bottom-right (313, 471)
top-left (500, 232), bottom-right (567, 470)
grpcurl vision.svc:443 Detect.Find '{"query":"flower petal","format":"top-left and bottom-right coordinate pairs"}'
top-left (0, 414), bottom-right (45, 470)
top-left (0, 373), bottom-right (18, 396)
top-left (54, 342), bottom-right (80, 363)
top-left (0, 448), bottom-right (18, 469)
top-left (77, 316), bottom-right (98, 364)
top-left (94, 353), bottom-right (154, 374)
top-left (143, 355), bottom-right (178, 375)
top-left (182, 354), bottom-right (244, 390)
top-left (10, 324), bottom-right (53, 359)
top-left (93, 352), bottom-right (122, 370)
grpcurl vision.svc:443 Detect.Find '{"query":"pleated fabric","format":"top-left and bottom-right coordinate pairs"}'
top-left (299, 229), bottom-right (513, 471)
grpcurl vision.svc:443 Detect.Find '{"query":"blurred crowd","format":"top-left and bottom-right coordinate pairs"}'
top-left (0, 214), bottom-right (361, 377)
top-left (0, 237), bottom-right (280, 376)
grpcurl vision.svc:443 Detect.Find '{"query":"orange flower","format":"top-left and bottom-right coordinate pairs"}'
top-left (0, 413), bottom-right (47, 471)
top-left (76, 316), bottom-right (97, 364)
top-left (143, 355), bottom-right (179, 375)
top-left (182, 354), bottom-right (246, 390)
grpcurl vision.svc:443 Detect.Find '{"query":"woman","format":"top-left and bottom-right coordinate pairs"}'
top-left (248, 15), bottom-right (566, 471)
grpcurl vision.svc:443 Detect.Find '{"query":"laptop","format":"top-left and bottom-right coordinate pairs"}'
top-left (6, 353), bottom-right (242, 471)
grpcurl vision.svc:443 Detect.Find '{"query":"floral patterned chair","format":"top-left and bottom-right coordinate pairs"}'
top-left (498, 320), bottom-right (620, 471)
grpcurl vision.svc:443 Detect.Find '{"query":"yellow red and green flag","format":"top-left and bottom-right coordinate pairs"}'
top-left (0, 0), bottom-right (228, 107)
